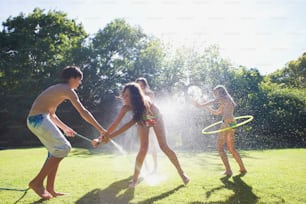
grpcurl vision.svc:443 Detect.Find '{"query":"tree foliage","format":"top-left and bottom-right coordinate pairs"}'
top-left (266, 53), bottom-right (306, 88)
top-left (0, 9), bottom-right (304, 148)
top-left (79, 19), bottom-right (164, 106)
top-left (0, 8), bottom-right (87, 144)
top-left (0, 8), bottom-right (87, 95)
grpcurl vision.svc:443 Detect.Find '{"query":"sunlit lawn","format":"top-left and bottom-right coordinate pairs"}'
top-left (0, 147), bottom-right (305, 204)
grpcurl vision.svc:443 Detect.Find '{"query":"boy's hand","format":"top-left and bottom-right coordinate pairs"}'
top-left (91, 136), bottom-right (102, 148)
top-left (64, 127), bottom-right (76, 137)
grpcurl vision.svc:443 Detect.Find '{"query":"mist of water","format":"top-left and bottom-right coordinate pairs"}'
top-left (105, 85), bottom-right (219, 154)
top-left (153, 85), bottom-right (219, 152)
top-left (101, 85), bottom-right (253, 187)
top-left (109, 138), bottom-right (127, 156)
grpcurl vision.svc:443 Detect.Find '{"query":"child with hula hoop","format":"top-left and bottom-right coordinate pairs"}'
top-left (194, 85), bottom-right (247, 176)
top-left (93, 82), bottom-right (189, 188)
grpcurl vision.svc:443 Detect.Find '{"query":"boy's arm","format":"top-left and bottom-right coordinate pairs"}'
top-left (68, 90), bottom-right (106, 134)
top-left (49, 112), bottom-right (76, 136)
top-left (107, 105), bottom-right (130, 133)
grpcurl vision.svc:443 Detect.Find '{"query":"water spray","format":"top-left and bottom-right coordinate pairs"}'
top-left (109, 138), bottom-right (127, 155)
top-left (75, 133), bottom-right (127, 155)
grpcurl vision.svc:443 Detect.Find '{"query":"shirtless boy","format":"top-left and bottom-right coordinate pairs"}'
top-left (27, 66), bottom-right (106, 199)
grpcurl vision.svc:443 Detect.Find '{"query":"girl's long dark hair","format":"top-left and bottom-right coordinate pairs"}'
top-left (122, 82), bottom-right (148, 122)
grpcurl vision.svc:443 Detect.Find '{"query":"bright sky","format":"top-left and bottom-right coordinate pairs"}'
top-left (1, 0), bottom-right (305, 74)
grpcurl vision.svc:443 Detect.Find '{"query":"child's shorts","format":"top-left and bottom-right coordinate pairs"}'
top-left (27, 114), bottom-right (71, 158)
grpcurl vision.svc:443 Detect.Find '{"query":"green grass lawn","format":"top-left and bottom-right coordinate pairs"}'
top-left (0, 148), bottom-right (305, 204)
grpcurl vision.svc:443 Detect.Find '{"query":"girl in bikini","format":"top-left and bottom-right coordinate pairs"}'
top-left (135, 77), bottom-right (158, 173)
top-left (93, 82), bottom-right (189, 187)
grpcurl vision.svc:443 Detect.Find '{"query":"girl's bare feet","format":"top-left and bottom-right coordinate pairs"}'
top-left (222, 170), bottom-right (233, 176)
top-left (128, 180), bottom-right (138, 188)
top-left (29, 181), bottom-right (53, 200)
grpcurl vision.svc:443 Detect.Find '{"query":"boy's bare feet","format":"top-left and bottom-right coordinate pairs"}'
top-left (47, 190), bottom-right (68, 197)
top-left (181, 173), bottom-right (190, 185)
top-left (29, 181), bottom-right (53, 200)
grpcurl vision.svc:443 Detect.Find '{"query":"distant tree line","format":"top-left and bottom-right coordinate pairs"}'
top-left (0, 8), bottom-right (305, 149)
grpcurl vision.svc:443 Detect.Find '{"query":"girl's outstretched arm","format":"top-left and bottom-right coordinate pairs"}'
top-left (205, 102), bottom-right (224, 115)
top-left (108, 119), bottom-right (137, 139)
top-left (92, 105), bottom-right (131, 147)
top-left (107, 105), bottom-right (131, 133)
top-left (193, 99), bottom-right (218, 108)
top-left (201, 98), bottom-right (219, 107)
top-left (92, 118), bottom-right (136, 146)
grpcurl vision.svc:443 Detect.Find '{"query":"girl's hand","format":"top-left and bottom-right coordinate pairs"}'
top-left (102, 133), bottom-right (110, 144)
top-left (64, 127), bottom-right (76, 137)
top-left (98, 129), bottom-right (107, 135)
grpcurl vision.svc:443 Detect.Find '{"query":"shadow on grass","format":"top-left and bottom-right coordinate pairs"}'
top-left (69, 148), bottom-right (124, 158)
top-left (69, 148), bottom-right (93, 157)
top-left (192, 174), bottom-right (259, 204)
top-left (75, 176), bottom-right (134, 204)
top-left (138, 185), bottom-right (184, 204)
top-left (210, 150), bottom-right (259, 160)
top-left (75, 178), bottom-right (184, 204)
top-left (30, 198), bottom-right (48, 204)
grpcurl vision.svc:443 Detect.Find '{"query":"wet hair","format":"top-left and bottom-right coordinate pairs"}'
top-left (61, 66), bottom-right (83, 83)
top-left (135, 77), bottom-right (150, 88)
top-left (135, 77), bottom-right (154, 96)
top-left (122, 82), bottom-right (148, 122)
top-left (213, 85), bottom-right (237, 106)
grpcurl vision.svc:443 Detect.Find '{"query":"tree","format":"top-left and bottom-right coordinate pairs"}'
top-left (259, 83), bottom-right (306, 147)
top-left (266, 53), bottom-right (306, 88)
top-left (132, 39), bottom-right (164, 91)
top-left (0, 8), bottom-right (87, 95)
top-left (0, 8), bottom-right (87, 145)
top-left (256, 53), bottom-right (306, 147)
top-left (81, 19), bottom-right (164, 106)
top-left (156, 45), bottom-right (233, 94)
